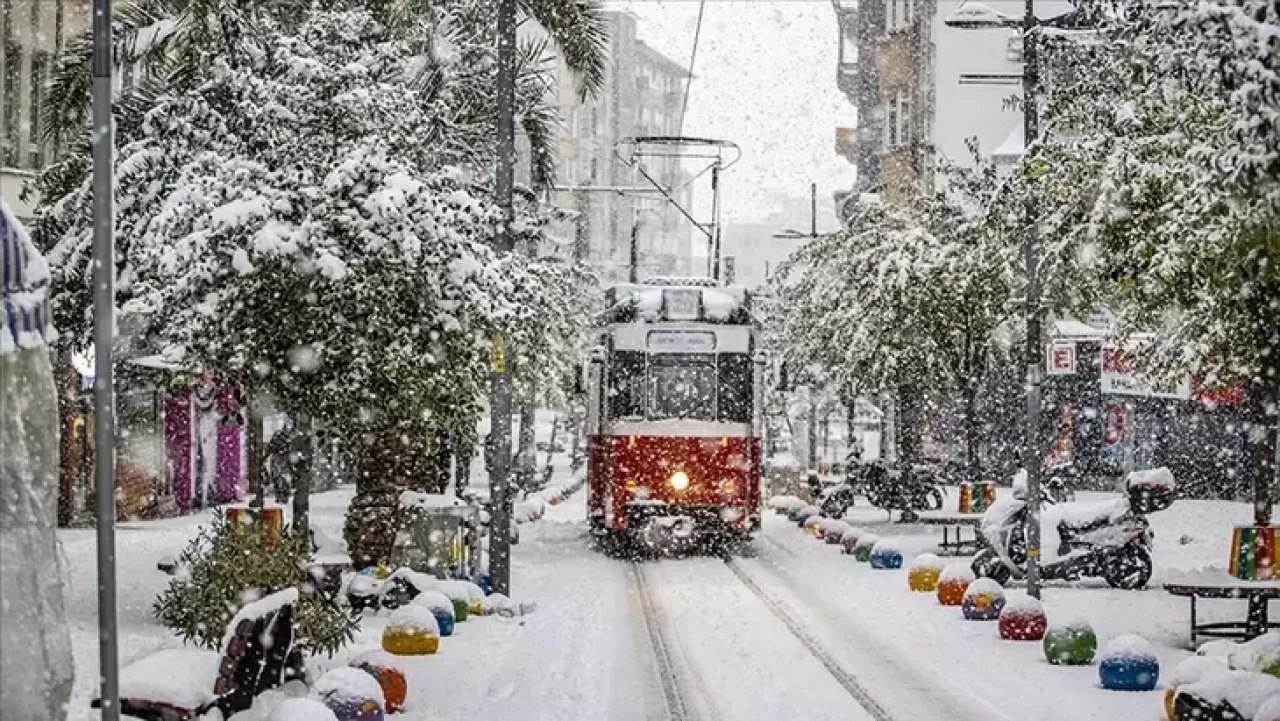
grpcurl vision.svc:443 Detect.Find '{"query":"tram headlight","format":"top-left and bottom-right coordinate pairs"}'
top-left (669, 471), bottom-right (690, 491)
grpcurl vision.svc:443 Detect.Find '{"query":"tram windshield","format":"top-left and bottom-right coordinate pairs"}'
top-left (647, 355), bottom-right (717, 421)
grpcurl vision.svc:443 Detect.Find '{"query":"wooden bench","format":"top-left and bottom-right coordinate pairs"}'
top-left (1164, 572), bottom-right (1280, 646)
top-left (916, 511), bottom-right (984, 556)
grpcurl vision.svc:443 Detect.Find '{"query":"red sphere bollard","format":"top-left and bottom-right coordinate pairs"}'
top-left (998, 595), bottom-right (1047, 641)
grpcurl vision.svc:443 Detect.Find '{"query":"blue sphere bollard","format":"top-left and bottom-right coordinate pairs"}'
top-left (869, 539), bottom-right (904, 569)
top-left (1099, 635), bottom-right (1160, 691)
top-left (431, 606), bottom-right (455, 637)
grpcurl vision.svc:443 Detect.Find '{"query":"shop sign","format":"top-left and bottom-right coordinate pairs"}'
top-left (647, 330), bottom-right (717, 353)
top-left (1100, 345), bottom-right (1191, 399)
top-left (1046, 341), bottom-right (1077, 376)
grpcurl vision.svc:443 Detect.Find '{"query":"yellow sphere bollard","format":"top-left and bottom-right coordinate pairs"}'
top-left (381, 606), bottom-right (441, 656)
top-left (908, 553), bottom-right (944, 592)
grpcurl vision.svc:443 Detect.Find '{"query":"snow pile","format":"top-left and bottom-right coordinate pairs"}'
top-left (963, 578), bottom-right (1005, 600)
top-left (909, 553), bottom-right (944, 571)
top-left (796, 505), bottom-right (819, 520)
top-left (386, 604), bottom-right (440, 636)
top-left (399, 490), bottom-right (467, 511)
top-left (1227, 631), bottom-right (1280, 674)
top-left (1000, 593), bottom-right (1043, 618)
top-left (481, 592), bottom-right (523, 618)
top-left (117, 648), bottom-right (220, 710)
top-left (768, 495), bottom-right (806, 513)
top-left (824, 520), bottom-right (852, 540)
top-left (312, 666), bottom-right (385, 710)
top-left (1257, 695), bottom-right (1280, 721)
top-left (350, 648), bottom-right (401, 670)
top-left (1182, 671), bottom-right (1280, 719)
top-left (221, 588), bottom-right (298, 651)
top-left (267, 697), bottom-right (339, 721)
top-left (1170, 655), bottom-right (1231, 687)
top-left (513, 498), bottom-right (546, 523)
top-left (853, 534), bottom-right (880, 553)
top-left (939, 562), bottom-right (976, 584)
top-left (1047, 615), bottom-right (1095, 635)
top-left (1099, 634), bottom-right (1157, 663)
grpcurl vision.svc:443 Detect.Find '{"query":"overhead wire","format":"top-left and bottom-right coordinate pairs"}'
top-left (677, 0), bottom-right (707, 138)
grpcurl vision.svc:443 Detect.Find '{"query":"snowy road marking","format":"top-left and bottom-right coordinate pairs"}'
top-left (632, 561), bottom-right (694, 721)
top-left (722, 557), bottom-right (896, 721)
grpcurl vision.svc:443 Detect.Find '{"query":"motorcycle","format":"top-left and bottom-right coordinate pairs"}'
top-left (830, 461), bottom-right (944, 519)
top-left (971, 467), bottom-right (1176, 590)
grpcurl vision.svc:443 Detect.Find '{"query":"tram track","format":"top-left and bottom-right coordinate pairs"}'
top-left (630, 560), bottom-right (694, 721)
top-left (721, 555), bottom-right (896, 721)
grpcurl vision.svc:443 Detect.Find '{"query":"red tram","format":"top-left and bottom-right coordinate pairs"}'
top-left (584, 279), bottom-right (764, 550)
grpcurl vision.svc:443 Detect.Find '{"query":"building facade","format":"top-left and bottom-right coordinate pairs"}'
top-left (541, 12), bottom-right (694, 283)
top-left (1, 0), bottom-right (90, 220)
top-left (833, 0), bottom-right (1069, 214)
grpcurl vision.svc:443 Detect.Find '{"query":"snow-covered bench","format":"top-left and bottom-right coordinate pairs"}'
top-left (1165, 571), bottom-right (1280, 646)
top-left (93, 589), bottom-right (303, 720)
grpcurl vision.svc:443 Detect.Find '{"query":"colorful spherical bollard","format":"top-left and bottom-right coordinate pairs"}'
top-left (853, 534), bottom-right (881, 563)
top-left (961, 578), bottom-right (1006, 620)
top-left (795, 506), bottom-right (819, 527)
top-left (1043, 618), bottom-right (1098, 666)
top-left (804, 515), bottom-right (824, 537)
top-left (907, 553), bottom-right (944, 592)
top-left (350, 650), bottom-right (408, 714)
top-left (936, 562), bottom-right (975, 606)
top-left (413, 591), bottom-right (456, 637)
top-left (869, 539), bottom-right (904, 570)
top-left (840, 528), bottom-right (864, 554)
top-left (825, 521), bottom-right (852, 545)
top-left (381, 605), bottom-right (441, 656)
top-left (1099, 634), bottom-right (1160, 691)
top-left (998, 594), bottom-right (1047, 641)
top-left (314, 667), bottom-right (386, 721)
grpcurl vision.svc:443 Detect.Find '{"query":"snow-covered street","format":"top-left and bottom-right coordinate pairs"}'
top-left (58, 474), bottom-right (1271, 721)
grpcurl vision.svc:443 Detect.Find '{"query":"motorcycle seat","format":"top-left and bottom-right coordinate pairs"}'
top-left (1054, 500), bottom-right (1129, 542)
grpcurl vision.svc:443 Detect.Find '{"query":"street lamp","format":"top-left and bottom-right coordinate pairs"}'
top-left (943, 0), bottom-right (1076, 601)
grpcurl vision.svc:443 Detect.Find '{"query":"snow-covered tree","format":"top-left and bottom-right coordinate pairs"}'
top-left (778, 163), bottom-right (1013, 475)
top-left (38, 9), bottom-right (591, 565)
top-left (1001, 0), bottom-right (1278, 523)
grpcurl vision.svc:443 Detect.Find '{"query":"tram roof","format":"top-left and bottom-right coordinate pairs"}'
top-left (600, 282), bottom-right (756, 326)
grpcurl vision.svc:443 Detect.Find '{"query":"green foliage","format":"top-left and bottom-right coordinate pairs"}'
top-left (154, 510), bottom-right (358, 655)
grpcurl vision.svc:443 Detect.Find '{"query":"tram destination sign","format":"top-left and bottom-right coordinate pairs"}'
top-left (647, 330), bottom-right (717, 353)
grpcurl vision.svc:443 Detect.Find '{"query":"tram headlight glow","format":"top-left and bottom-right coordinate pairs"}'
top-left (669, 471), bottom-right (690, 491)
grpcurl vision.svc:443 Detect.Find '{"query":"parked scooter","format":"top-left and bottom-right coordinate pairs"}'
top-left (971, 467), bottom-right (1176, 589)
top-left (1043, 460), bottom-right (1078, 503)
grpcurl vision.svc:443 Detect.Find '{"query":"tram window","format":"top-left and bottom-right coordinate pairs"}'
top-left (609, 352), bottom-right (646, 420)
top-left (718, 353), bottom-right (753, 423)
top-left (648, 354), bottom-right (716, 421)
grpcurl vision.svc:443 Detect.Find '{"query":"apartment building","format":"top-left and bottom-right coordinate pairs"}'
top-left (541, 11), bottom-right (694, 283)
top-left (833, 0), bottom-right (1070, 215)
top-left (1, 0), bottom-right (90, 220)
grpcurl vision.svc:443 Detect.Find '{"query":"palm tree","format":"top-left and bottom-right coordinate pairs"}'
top-left (39, 0), bottom-right (608, 193)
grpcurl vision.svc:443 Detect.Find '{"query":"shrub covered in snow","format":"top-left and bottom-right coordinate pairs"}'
top-left (153, 510), bottom-right (357, 654)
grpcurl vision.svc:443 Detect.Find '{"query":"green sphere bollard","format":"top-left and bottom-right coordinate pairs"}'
top-left (1043, 620), bottom-right (1097, 666)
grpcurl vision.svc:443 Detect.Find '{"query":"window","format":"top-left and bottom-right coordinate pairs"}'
top-left (609, 351), bottom-right (646, 420)
top-left (648, 354), bottom-right (716, 421)
top-left (888, 0), bottom-right (914, 31)
top-left (718, 353), bottom-right (753, 423)
top-left (884, 92), bottom-right (912, 149)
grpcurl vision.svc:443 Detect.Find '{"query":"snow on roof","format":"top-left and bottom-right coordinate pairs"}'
top-left (221, 587), bottom-right (298, 651)
top-left (1052, 319), bottom-right (1110, 340)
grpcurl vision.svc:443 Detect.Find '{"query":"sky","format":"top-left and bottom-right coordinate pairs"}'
top-left (608, 1), bottom-right (855, 230)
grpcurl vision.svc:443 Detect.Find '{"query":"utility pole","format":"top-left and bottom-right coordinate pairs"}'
top-left (91, 0), bottom-right (120, 715)
top-left (488, 0), bottom-right (517, 597)
top-left (943, 0), bottom-right (1074, 599)
top-left (1019, 0), bottom-right (1044, 601)
top-left (629, 206), bottom-right (641, 283)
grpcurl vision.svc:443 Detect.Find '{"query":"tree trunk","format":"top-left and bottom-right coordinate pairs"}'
top-left (963, 376), bottom-right (980, 484)
top-left (292, 413), bottom-right (313, 538)
top-left (343, 429), bottom-right (436, 569)
top-left (517, 404), bottom-right (537, 490)
top-left (897, 382), bottom-right (923, 468)
top-left (246, 389), bottom-right (264, 511)
top-left (1249, 325), bottom-right (1279, 526)
top-left (55, 347), bottom-right (79, 527)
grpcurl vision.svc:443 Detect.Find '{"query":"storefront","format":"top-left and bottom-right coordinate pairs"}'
top-left (1042, 325), bottom-right (1250, 498)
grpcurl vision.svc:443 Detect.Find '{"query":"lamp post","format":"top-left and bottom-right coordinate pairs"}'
top-left (943, 0), bottom-right (1079, 600)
